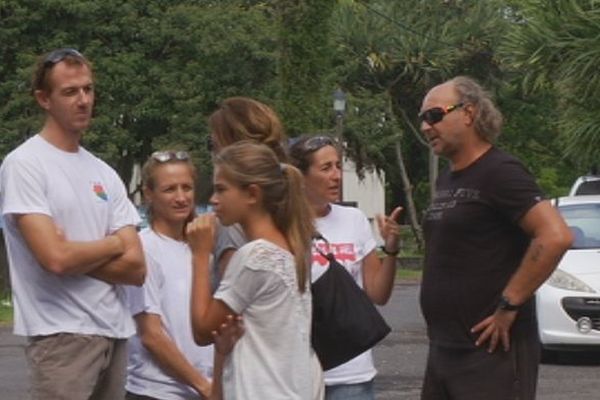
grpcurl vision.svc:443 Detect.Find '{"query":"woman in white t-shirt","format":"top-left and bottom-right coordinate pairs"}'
top-left (187, 141), bottom-right (324, 400)
top-left (289, 135), bottom-right (402, 400)
top-left (125, 151), bottom-right (214, 400)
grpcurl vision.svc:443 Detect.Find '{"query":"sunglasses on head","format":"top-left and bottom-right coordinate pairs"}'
top-left (418, 103), bottom-right (464, 126)
top-left (151, 151), bottom-right (190, 163)
top-left (301, 136), bottom-right (337, 153)
top-left (43, 48), bottom-right (85, 67)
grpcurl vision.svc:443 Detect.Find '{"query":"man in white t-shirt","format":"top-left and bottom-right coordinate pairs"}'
top-left (0, 48), bottom-right (145, 400)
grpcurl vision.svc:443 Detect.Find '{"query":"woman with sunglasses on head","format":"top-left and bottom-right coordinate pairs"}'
top-left (207, 97), bottom-right (288, 285)
top-left (187, 141), bottom-right (324, 400)
top-left (289, 135), bottom-right (402, 400)
top-left (125, 150), bottom-right (215, 400)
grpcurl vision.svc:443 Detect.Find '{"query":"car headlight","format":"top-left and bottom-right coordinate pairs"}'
top-left (546, 269), bottom-right (596, 293)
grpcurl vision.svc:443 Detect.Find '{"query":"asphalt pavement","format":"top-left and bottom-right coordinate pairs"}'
top-left (0, 324), bottom-right (27, 398)
top-left (375, 282), bottom-right (600, 399)
top-left (1, 282), bottom-right (600, 399)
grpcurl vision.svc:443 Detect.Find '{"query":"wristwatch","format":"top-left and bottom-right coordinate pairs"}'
top-left (497, 295), bottom-right (520, 311)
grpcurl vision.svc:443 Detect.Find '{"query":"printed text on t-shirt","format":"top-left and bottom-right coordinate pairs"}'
top-left (312, 242), bottom-right (357, 266)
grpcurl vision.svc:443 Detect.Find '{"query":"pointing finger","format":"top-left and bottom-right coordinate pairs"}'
top-left (389, 206), bottom-right (403, 222)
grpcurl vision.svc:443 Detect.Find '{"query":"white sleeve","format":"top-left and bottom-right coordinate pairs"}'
top-left (0, 156), bottom-right (51, 217)
top-left (127, 252), bottom-right (163, 317)
top-left (356, 210), bottom-right (377, 258)
top-left (214, 248), bottom-right (279, 314)
top-left (106, 167), bottom-right (140, 233)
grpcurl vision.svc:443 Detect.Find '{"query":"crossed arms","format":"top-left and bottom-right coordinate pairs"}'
top-left (15, 213), bottom-right (145, 286)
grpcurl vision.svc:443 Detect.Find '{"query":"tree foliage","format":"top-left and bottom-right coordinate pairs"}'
top-left (501, 0), bottom-right (600, 168)
top-left (0, 0), bottom-right (585, 208)
top-left (0, 0), bottom-right (278, 197)
top-left (329, 0), bottom-right (510, 212)
top-left (326, 0), bottom-right (578, 210)
top-left (275, 0), bottom-right (336, 136)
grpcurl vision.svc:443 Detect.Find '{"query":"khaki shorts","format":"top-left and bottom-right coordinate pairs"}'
top-left (26, 333), bottom-right (127, 400)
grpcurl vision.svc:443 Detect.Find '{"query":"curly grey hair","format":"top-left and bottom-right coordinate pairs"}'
top-left (451, 76), bottom-right (503, 142)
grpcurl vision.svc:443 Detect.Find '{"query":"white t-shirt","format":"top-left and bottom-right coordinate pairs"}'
top-left (214, 239), bottom-right (321, 400)
top-left (0, 134), bottom-right (139, 337)
top-left (312, 204), bottom-right (378, 385)
top-left (126, 229), bottom-right (214, 399)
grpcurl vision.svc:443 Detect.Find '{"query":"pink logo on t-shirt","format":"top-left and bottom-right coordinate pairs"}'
top-left (93, 182), bottom-right (108, 201)
top-left (312, 242), bottom-right (356, 266)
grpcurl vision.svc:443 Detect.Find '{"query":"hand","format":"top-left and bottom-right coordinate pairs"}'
top-left (194, 378), bottom-right (212, 398)
top-left (109, 229), bottom-right (127, 254)
top-left (213, 314), bottom-right (244, 356)
top-left (186, 213), bottom-right (216, 255)
top-left (471, 309), bottom-right (518, 352)
top-left (376, 206), bottom-right (402, 253)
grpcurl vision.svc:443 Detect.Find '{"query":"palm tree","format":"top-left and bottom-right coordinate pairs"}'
top-left (330, 0), bottom-right (510, 248)
top-left (502, 0), bottom-right (600, 166)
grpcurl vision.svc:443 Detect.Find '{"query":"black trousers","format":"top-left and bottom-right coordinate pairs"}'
top-left (421, 329), bottom-right (539, 400)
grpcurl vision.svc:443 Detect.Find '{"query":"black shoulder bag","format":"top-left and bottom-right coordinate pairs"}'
top-left (311, 235), bottom-right (391, 371)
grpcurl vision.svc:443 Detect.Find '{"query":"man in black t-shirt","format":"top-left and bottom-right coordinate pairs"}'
top-left (418, 76), bottom-right (572, 400)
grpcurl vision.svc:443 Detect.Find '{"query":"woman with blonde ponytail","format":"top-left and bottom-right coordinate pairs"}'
top-left (187, 141), bottom-right (324, 399)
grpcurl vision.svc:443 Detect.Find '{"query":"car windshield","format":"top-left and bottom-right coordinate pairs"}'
top-left (574, 180), bottom-right (600, 195)
top-left (559, 203), bottom-right (600, 249)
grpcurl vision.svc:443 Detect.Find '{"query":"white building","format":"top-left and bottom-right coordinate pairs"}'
top-left (341, 157), bottom-right (386, 243)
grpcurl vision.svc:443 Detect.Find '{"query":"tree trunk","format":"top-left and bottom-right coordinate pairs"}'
top-left (387, 93), bottom-right (424, 250)
top-left (394, 141), bottom-right (424, 250)
top-left (429, 148), bottom-right (439, 202)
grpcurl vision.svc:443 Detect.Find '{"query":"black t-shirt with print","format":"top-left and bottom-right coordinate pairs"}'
top-left (420, 146), bottom-right (544, 348)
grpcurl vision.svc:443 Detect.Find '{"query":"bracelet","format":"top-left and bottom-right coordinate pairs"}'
top-left (379, 245), bottom-right (399, 257)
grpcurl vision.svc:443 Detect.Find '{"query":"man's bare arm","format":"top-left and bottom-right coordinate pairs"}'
top-left (472, 200), bottom-right (573, 352)
top-left (502, 200), bottom-right (573, 305)
top-left (16, 213), bottom-right (124, 276)
top-left (87, 225), bottom-right (146, 286)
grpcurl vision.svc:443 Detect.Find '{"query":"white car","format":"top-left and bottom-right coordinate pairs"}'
top-left (569, 175), bottom-right (600, 195)
top-left (537, 195), bottom-right (600, 360)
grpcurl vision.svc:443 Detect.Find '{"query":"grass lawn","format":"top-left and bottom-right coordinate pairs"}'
top-left (396, 267), bottom-right (422, 282)
top-left (0, 299), bottom-right (13, 326)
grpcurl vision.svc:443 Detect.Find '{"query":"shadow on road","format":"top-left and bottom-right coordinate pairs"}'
top-left (542, 350), bottom-right (600, 366)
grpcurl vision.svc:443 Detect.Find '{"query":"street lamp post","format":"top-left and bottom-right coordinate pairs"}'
top-left (333, 88), bottom-right (346, 203)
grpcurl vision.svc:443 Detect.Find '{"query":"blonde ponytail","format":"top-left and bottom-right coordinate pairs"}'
top-left (214, 141), bottom-right (315, 292)
top-left (276, 164), bottom-right (315, 292)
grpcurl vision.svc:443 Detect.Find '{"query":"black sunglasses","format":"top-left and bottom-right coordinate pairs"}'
top-left (151, 151), bottom-right (190, 163)
top-left (43, 48), bottom-right (85, 66)
top-left (418, 103), bottom-right (464, 126)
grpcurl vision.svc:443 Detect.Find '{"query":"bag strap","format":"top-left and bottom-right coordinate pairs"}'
top-left (312, 232), bottom-right (336, 263)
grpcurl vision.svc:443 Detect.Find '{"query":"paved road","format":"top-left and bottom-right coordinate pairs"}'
top-left (0, 324), bottom-right (27, 398)
top-left (375, 282), bottom-right (600, 399)
top-left (1, 282), bottom-right (600, 398)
